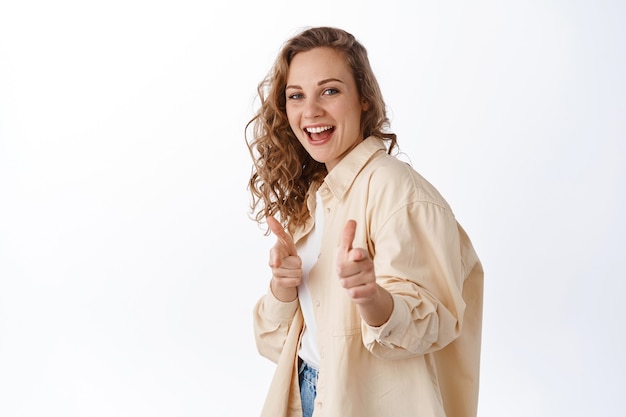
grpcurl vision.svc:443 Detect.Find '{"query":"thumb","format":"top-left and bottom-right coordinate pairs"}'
top-left (267, 215), bottom-right (297, 256)
top-left (340, 220), bottom-right (357, 254)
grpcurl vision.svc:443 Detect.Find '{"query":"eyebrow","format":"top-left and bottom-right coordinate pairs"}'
top-left (285, 78), bottom-right (345, 90)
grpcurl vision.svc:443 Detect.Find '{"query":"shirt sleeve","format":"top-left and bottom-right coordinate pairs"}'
top-left (253, 285), bottom-right (300, 364)
top-left (361, 200), bottom-right (468, 360)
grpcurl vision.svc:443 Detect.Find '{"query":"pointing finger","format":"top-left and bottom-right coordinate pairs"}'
top-left (267, 215), bottom-right (297, 256)
top-left (340, 220), bottom-right (357, 253)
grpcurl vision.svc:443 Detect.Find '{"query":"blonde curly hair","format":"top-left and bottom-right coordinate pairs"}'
top-left (246, 26), bottom-right (397, 232)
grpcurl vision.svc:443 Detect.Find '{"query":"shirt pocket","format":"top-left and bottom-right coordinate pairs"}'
top-left (331, 295), bottom-right (363, 337)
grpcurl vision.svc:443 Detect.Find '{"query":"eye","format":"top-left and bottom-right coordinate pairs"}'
top-left (287, 92), bottom-right (304, 100)
top-left (323, 88), bottom-right (339, 96)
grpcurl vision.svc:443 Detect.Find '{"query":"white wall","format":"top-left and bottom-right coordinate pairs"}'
top-left (1, 1), bottom-right (624, 415)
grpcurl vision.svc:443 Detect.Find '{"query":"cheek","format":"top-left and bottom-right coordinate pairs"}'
top-left (285, 108), bottom-right (298, 131)
top-left (348, 108), bottom-right (364, 133)
top-left (287, 121), bottom-right (301, 139)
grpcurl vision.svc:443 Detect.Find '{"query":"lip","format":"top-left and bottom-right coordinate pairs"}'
top-left (303, 123), bottom-right (334, 131)
top-left (303, 124), bottom-right (335, 146)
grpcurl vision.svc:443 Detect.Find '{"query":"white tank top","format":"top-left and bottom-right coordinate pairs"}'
top-left (297, 191), bottom-right (323, 369)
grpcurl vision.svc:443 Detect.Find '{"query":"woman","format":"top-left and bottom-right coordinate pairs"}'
top-left (246, 26), bottom-right (483, 417)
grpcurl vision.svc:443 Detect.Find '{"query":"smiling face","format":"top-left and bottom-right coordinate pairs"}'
top-left (285, 47), bottom-right (369, 171)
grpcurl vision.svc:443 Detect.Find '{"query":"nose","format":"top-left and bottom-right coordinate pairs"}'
top-left (303, 97), bottom-right (324, 119)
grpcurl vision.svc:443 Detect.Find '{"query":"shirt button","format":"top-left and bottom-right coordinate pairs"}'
top-left (315, 300), bottom-right (321, 307)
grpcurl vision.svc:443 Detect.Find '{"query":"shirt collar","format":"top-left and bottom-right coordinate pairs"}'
top-left (322, 136), bottom-right (386, 200)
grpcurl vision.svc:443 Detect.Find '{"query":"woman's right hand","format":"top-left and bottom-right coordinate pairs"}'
top-left (267, 216), bottom-right (302, 302)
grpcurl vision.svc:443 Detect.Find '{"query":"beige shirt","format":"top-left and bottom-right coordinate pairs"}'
top-left (253, 136), bottom-right (484, 417)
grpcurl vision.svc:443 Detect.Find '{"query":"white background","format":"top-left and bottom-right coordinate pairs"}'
top-left (1, 0), bottom-right (624, 416)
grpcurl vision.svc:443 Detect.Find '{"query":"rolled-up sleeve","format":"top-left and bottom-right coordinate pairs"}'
top-left (362, 200), bottom-right (467, 360)
top-left (253, 286), bottom-right (300, 363)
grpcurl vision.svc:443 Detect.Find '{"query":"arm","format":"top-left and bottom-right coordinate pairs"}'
top-left (253, 287), bottom-right (300, 363)
top-left (342, 202), bottom-right (469, 360)
top-left (253, 216), bottom-right (303, 363)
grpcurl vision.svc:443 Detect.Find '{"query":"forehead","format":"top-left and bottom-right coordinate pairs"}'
top-left (286, 47), bottom-right (354, 83)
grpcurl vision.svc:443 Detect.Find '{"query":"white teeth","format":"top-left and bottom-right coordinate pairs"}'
top-left (306, 126), bottom-right (333, 134)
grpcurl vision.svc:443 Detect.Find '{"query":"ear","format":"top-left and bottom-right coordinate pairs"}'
top-left (361, 98), bottom-right (370, 112)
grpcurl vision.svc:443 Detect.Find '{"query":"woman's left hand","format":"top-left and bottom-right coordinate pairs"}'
top-left (337, 220), bottom-right (394, 327)
top-left (337, 220), bottom-right (378, 304)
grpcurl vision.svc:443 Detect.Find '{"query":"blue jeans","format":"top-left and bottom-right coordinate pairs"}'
top-left (298, 359), bottom-right (318, 417)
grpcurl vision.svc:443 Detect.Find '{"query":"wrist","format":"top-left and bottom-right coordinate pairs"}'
top-left (358, 285), bottom-right (393, 327)
top-left (270, 279), bottom-right (298, 302)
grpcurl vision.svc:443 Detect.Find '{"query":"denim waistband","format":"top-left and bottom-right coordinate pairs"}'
top-left (298, 358), bottom-right (319, 385)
